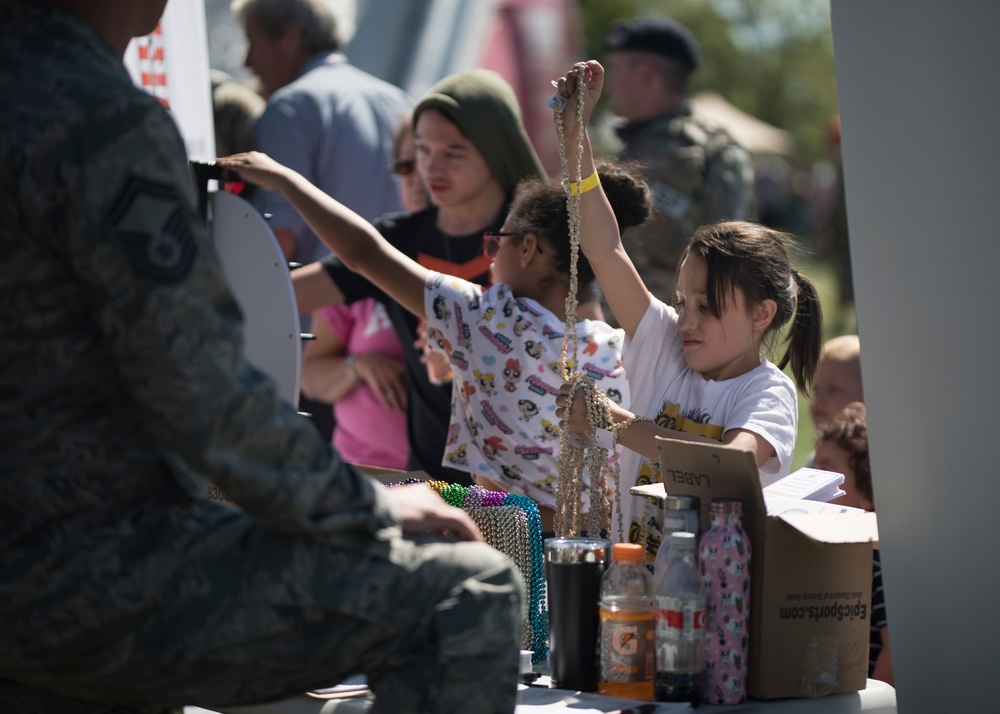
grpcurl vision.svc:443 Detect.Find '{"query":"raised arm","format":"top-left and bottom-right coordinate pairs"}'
top-left (553, 61), bottom-right (651, 337)
top-left (217, 152), bottom-right (428, 320)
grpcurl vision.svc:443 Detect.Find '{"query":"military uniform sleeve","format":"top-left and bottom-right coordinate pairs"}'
top-left (67, 97), bottom-right (397, 539)
top-left (702, 138), bottom-right (757, 223)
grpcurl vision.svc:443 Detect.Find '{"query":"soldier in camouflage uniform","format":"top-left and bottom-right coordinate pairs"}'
top-left (0, 3), bottom-right (523, 713)
top-left (604, 18), bottom-right (756, 308)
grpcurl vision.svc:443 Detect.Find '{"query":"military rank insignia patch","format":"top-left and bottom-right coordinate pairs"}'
top-left (110, 175), bottom-right (196, 283)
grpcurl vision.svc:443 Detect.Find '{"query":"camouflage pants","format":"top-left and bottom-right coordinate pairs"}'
top-left (0, 505), bottom-right (524, 714)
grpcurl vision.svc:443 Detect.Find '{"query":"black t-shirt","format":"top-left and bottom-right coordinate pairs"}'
top-left (321, 206), bottom-right (504, 482)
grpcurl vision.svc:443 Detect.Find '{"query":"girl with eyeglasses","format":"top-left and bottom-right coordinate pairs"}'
top-left (218, 147), bottom-right (652, 531)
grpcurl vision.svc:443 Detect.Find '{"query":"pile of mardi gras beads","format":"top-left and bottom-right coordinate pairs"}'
top-left (383, 480), bottom-right (548, 664)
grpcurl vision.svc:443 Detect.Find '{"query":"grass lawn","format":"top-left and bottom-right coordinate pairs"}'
top-left (785, 257), bottom-right (857, 471)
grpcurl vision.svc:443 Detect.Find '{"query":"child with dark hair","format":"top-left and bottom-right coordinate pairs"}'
top-left (218, 153), bottom-right (652, 531)
top-left (553, 61), bottom-right (824, 560)
top-left (815, 402), bottom-right (892, 685)
top-left (815, 401), bottom-right (872, 511)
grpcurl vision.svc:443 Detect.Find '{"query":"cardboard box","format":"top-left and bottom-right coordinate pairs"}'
top-left (632, 437), bottom-right (879, 700)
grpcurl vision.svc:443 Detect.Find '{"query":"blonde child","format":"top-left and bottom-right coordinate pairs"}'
top-left (811, 334), bottom-right (864, 430)
top-left (554, 60), bottom-right (823, 554)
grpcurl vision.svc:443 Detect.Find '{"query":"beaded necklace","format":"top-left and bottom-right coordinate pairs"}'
top-left (553, 64), bottom-right (625, 542)
top-left (383, 479), bottom-right (549, 664)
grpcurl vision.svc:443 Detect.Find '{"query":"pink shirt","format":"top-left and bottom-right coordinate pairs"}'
top-left (318, 299), bottom-right (410, 470)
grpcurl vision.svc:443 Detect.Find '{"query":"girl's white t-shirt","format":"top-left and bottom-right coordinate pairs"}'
top-left (620, 297), bottom-right (798, 559)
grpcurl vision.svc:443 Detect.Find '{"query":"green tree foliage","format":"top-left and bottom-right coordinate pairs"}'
top-left (578, 0), bottom-right (839, 165)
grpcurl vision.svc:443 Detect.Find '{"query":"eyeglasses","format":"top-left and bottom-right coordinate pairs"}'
top-left (391, 158), bottom-right (416, 177)
top-left (482, 231), bottom-right (539, 258)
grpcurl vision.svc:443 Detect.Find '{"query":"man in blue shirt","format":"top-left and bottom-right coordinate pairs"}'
top-left (232, 0), bottom-right (413, 266)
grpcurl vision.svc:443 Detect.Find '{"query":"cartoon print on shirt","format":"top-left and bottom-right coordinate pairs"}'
top-left (482, 435), bottom-right (508, 461)
top-left (446, 443), bottom-right (468, 467)
top-left (542, 324), bottom-right (563, 341)
top-left (533, 474), bottom-right (556, 495)
top-left (426, 326), bottom-right (452, 358)
top-left (454, 303), bottom-right (472, 349)
top-left (518, 399), bottom-right (539, 421)
top-left (501, 463), bottom-right (524, 481)
top-left (472, 369), bottom-right (497, 396)
top-left (465, 414), bottom-right (482, 438)
top-left (478, 325), bottom-right (513, 353)
top-left (502, 358), bottom-right (522, 392)
top-left (607, 388), bottom-right (624, 405)
top-left (432, 295), bottom-right (450, 322)
top-left (655, 401), bottom-right (724, 440)
top-left (423, 274), bottom-right (629, 512)
top-left (536, 419), bottom-right (560, 443)
top-left (583, 334), bottom-right (598, 356)
top-left (446, 422), bottom-right (461, 445)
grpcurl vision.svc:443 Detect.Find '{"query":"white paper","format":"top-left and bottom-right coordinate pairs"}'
top-left (763, 467), bottom-right (845, 502)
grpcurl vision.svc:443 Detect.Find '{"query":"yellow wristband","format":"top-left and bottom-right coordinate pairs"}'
top-left (568, 171), bottom-right (600, 196)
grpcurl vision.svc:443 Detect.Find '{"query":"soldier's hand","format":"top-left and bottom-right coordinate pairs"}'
top-left (385, 484), bottom-right (484, 542)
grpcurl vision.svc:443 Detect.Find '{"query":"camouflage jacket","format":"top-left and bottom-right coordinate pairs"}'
top-left (614, 104), bottom-right (756, 303)
top-left (0, 2), bottom-right (397, 652)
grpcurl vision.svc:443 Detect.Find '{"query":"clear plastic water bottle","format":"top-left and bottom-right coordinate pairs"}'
top-left (652, 495), bottom-right (701, 591)
top-left (654, 531), bottom-right (705, 704)
top-left (598, 543), bottom-right (655, 700)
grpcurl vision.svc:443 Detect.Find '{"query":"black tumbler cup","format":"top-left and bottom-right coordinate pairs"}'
top-left (544, 537), bottom-right (612, 691)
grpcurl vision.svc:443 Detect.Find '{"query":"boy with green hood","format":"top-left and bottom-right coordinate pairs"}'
top-left (291, 69), bottom-right (547, 483)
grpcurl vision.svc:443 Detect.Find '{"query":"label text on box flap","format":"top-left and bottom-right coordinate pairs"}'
top-left (664, 468), bottom-right (711, 488)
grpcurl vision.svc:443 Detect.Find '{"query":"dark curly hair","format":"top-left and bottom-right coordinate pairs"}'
top-left (815, 402), bottom-right (872, 506)
top-left (504, 161), bottom-right (652, 296)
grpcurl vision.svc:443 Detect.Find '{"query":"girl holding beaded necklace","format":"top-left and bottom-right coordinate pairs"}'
top-left (553, 61), bottom-right (823, 556)
top-left (218, 150), bottom-right (653, 533)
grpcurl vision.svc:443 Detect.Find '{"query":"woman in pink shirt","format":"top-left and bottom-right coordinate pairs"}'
top-left (300, 114), bottom-right (427, 469)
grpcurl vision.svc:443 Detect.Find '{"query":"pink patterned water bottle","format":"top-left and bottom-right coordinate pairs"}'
top-left (699, 498), bottom-right (751, 704)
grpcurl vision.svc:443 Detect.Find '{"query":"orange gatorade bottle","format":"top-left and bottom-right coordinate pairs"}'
top-left (598, 543), bottom-right (656, 700)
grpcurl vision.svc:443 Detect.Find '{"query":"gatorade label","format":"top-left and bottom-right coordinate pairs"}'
top-left (599, 610), bottom-right (655, 683)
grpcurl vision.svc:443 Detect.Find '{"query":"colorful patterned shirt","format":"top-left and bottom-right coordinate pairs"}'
top-left (424, 273), bottom-right (630, 510)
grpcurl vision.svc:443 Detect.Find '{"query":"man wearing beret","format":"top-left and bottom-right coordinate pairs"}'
top-left (604, 17), bottom-right (756, 308)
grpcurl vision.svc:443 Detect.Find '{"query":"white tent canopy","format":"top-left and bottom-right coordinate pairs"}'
top-left (691, 91), bottom-right (795, 156)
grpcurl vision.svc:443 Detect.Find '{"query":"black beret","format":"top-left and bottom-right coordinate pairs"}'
top-left (605, 18), bottom-right (700, 72)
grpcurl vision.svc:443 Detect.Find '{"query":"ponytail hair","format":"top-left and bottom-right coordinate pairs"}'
top-left (781, 270), bottom-right (823, 395)
top-left (680, 221), bottom-right (823, 395)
